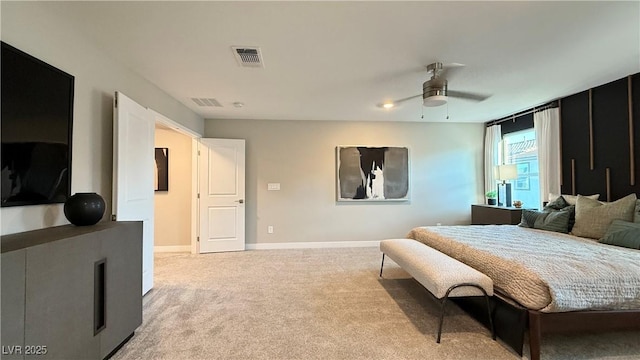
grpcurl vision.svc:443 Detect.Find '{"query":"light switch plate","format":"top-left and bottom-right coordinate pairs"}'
top-left (267, 183), bottom-right (280, 191)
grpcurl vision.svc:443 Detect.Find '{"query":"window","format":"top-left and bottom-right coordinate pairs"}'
top-left (502, 129), bottom-right (540, 209)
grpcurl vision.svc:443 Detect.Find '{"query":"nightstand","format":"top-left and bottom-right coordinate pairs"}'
top-left (471, 204), bottom-right (523, 225)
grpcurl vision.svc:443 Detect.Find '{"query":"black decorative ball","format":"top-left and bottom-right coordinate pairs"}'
top-left (64, 192), bottom-right (106, 226)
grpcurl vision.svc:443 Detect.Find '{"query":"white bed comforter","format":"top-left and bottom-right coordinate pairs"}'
top-left (406, 225), bottom-right (640, 312)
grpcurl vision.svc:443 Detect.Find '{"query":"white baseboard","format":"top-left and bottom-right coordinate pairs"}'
top-left (154, 245), bottom-right (191, 253)
top-left (246, 240), bottom-right (380, 250)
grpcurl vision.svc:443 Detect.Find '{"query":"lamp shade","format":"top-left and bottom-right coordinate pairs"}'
top-left (496, 164), bottom-right (518, 181)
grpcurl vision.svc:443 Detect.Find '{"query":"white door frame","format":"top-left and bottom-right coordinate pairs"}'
top-left (191, 138), bottom-right (199, 254)
top-left (151, 110), bottom-right (202, 254)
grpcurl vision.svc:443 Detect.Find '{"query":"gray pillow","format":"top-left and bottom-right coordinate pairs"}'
top-left (541, 197), bottom-right (576, 231)
top-left (544, 196), bottom-right (569, 211)
top-left (572, 194), bottom-right (637, 239)
top-left (634, 200), bottom-right (640, 224)
top-left (518, 209), bottom-right (540, 228)
top-left (549, 193), bottom-right (600, 205)
top-left (534, 210), bottom-right (571, 233)
top-left (518, 208), bottom-right (571, 233)
top-left (599, 220), bottom-right (640, 250)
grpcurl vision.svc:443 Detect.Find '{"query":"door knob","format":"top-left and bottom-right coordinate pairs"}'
top-left (236, 199), bottom-right (244, 204)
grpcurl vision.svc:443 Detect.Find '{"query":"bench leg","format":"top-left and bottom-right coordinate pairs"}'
top-left (379, 253), bottom-right (385, 277)
top-left (485, 291), bottom-right (496, 340)
top-left (437, 283), bottom-right (495, 343)
top-left (437, 296), bottom-right (449, 343)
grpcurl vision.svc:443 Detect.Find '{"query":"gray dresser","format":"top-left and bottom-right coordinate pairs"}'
top-left (1, 221), bottom-right (143, 360)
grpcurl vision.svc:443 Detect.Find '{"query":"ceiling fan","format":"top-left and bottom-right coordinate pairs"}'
top-left (381, 62), bottom-right (490, 108)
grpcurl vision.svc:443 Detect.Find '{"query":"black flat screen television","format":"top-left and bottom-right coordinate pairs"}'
top-left (1, 41), bottom-right (74, 207)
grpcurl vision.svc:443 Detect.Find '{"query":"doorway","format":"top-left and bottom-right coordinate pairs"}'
top-left (150, 111), bottom-right (247, 255)
top-left (152, 111), bottom-right (200, 254)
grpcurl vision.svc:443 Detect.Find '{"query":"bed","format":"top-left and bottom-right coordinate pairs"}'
top-left (406, 225), bottom-right (640, 360)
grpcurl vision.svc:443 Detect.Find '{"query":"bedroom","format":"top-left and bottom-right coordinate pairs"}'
top-left (1, 1), bottom-right (639, 359)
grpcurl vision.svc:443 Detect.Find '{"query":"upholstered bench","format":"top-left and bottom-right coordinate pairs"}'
top-left (379, 238), bottom-right (495, 343)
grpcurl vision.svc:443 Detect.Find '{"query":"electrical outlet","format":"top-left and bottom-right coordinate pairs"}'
top-left (268, 226), bottom-right (274, 234)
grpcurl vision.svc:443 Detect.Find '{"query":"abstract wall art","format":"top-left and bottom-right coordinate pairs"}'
top-left (336, 146), bottom-right (409, 201)
top-left (155, 147), bottom-right (169, 191)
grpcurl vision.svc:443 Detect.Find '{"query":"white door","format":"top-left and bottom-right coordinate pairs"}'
top-left (113, 91), bottom-right (155, 294)
top-left (198, 138), bottom-right (245, 253)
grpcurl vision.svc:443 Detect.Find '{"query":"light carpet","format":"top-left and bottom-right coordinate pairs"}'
top-left (112, 247), bottom-right (640, 360)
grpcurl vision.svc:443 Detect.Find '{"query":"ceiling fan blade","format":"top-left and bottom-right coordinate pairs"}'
top-left (394, 94), bottom-right (423, 104)
top-left (447, 90), bottom-right (490, 102)
top-left (378, 94), bottom-right (421, 108)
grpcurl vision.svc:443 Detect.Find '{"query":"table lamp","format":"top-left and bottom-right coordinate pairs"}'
top-left (496, 164), bottom-right (518, 207)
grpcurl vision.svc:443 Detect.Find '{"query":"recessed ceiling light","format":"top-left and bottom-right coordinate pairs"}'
top-left (382, 102), bottom-right (395, 109)
top-left (233, 102), bottom-right (244, 108)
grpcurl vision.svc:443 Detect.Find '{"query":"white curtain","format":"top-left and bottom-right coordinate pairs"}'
top-left (534, 108), bottom-right (561, 208)
top-left (484, 125), bottom-right (502, 198)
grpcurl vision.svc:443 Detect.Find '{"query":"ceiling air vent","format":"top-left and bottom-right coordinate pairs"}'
top-left (191, 98), bottom-right (223, 107)
top-left (232, 46), bottom-right (264, 68)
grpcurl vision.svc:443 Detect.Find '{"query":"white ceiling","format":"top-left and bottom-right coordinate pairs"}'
top-left (44, 1), bottom-right (639, 123)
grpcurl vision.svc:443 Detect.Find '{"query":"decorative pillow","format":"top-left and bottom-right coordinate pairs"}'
top-left (519, 207), bottom-right (572, 233)
top-left (599, 220), bottom-right (640, 250)
top-left (635, 200), bottom-right (640, 224)
top-left (534, 210), bottom-right (571, 233)
top-left (542, 197), bottom-right (577, 231)
top-left (519, 209), bottom-right (540, 228)
top-left (571, 194), bottom-right (637, 239)
top-left (549, 193), bottom-right (600, 205)
top-left (544, 196), bottom-right (569, 211)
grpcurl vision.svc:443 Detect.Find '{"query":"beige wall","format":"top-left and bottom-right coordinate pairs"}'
top-left (206, 119), bottom-right (485, 246)
top-left (1, 2), bottom-right (203, 235)
top-left (0, 2), bottom-right (484, 242)
top-left (154, 129), bottom-right (193, 248)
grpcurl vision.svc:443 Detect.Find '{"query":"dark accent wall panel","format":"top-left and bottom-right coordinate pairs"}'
top-left (559, 74), bottom-right (640, 200)
top-left (633, 73), bottom-right (640, 187)
top-left (560, 91), bottom-right (592, 195)
top-left (592, 78), bottom-right (630, 200)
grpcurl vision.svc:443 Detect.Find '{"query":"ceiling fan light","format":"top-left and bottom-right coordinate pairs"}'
top-left (423, 95), bottom-right (447, 107)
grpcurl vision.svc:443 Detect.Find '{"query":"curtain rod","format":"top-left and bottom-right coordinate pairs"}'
top-left (486, 100), bottom-right (558, 127)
